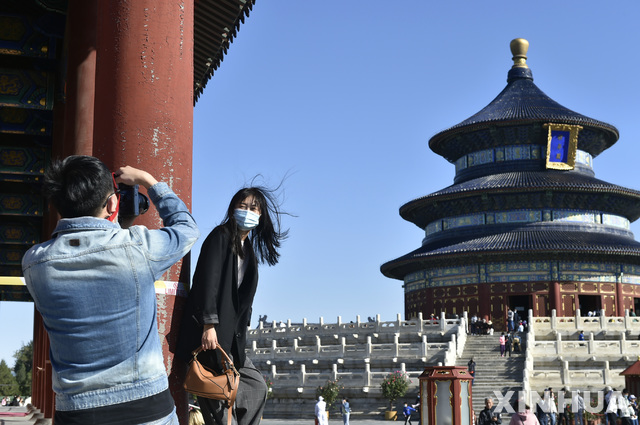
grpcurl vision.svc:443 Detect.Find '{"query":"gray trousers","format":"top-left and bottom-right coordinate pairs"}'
top-left (198, 357), bottom-right (267, 425)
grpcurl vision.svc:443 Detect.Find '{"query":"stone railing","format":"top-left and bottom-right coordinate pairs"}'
top-left (267, 360), bottom-right (425, 393)
top-left (530, 309), bottom-right (640, 337)
top-left (247, 312), bottom-right (468, 396)
top-left (523, 309), bottom-right (637, 393)
top-left (247, 312), bottom-right (464, 343)
top-left (248, 333), bottom-right (450, 361)
top-left (529, 334), bottom-right (640, 359)
top-left (526, 360), bottom-right (626, 390)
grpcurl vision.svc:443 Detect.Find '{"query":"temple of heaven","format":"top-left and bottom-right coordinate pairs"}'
top-left (381, 38), bottom-right (640, 329)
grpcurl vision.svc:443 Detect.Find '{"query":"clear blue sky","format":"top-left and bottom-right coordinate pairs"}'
top-left (2, 0), bottom-right (640, 368)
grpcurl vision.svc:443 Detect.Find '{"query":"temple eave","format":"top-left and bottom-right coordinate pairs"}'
top-left (382, 248), bottom-right (640, 281)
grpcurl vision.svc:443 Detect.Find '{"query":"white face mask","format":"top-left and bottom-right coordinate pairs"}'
top-left (234, 209), bottom-right (260, 231)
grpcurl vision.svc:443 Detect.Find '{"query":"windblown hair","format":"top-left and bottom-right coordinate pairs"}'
top-left (221, 186), bottom-right (289, 266)
top-left (43, 156), bottom-right (113, 218)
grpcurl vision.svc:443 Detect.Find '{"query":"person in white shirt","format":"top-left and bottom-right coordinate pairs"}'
top-left (315, 396), bottom-right (328, 425)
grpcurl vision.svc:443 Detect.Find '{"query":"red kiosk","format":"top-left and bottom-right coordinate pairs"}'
top-left (620, 358), bottom-right (640, 399)
top-left (420, 366), bottom-right (474, 425)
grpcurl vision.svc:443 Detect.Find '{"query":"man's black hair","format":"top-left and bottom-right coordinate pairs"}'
top-left (43, 155), bottom-right (113, 218)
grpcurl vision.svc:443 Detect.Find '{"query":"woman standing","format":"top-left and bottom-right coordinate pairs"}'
top-left (179, 186), bottom-right (287, 425)
top-left (341, 398), bottom-right (351, 425)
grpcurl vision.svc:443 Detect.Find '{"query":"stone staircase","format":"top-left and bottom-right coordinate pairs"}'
top-left (456, 334), bottom-right (526, 415)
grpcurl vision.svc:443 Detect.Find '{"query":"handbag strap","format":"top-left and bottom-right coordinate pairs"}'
top-left (191, 346), bottom-right (240, 425)
top-left (191, 346), bottom-right (238, 374)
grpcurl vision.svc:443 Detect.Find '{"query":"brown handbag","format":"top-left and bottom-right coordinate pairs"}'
top-left (184, 346), bottom-right (240, 425)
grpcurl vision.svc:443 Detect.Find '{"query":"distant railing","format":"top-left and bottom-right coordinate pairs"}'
top-left (524, 308), bottom-right (636, 393)
top-left (247, 312), bottom-right (464, 340)
top-left (268, 360), bottom-right (426, 392)
top-left (530, 309), bottom-right (640, 335)
top-left (246, 312), bottom-right (468, 394)
top-left (248, 333), bottom-right (450, 361)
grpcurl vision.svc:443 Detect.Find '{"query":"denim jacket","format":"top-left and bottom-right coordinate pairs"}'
top-left (22, 182), bottom-right (199, 411)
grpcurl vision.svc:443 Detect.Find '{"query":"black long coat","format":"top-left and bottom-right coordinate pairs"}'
top-left (177, 225), bottom-right (258, 372)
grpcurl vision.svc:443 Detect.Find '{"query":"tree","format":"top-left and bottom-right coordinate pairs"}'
top-left (0, 359), bottom-right (19, 396)
top-left (13, 341), bottom-right (32, 396)
top-left (315, 379), bottom-right (343, 411)
top-left (380, 371), bottom-right (411, 411)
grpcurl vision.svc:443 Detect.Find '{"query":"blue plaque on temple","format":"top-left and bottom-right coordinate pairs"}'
top-left (549, 130), bottom-right (570, 163)
top-left (545, 123), bottom-right (581, 170)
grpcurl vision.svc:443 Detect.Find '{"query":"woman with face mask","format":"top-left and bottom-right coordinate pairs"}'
top-left (178, 186), bottom-right (287, 425)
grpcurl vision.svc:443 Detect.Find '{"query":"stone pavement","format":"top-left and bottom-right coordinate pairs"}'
top-left (0, 406), bottom-right (401, 424)
top-left (261, 419), bottom-right (402, 424)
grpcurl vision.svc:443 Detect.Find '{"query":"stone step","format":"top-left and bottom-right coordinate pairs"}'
top-left (459, 335), bottom-right (526, 414)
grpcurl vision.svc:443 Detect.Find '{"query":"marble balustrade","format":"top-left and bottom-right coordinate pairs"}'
top-left (523, 309), bottom-right (639, 393)
top-left (246, 312), bottom-right (467, 395)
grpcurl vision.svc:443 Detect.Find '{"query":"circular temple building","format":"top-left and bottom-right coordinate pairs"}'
top-left (381, 39), bottom-right (640, 330)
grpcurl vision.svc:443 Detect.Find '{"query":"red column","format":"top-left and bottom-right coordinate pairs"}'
top-left (552, 281), bottom-right (561, 315)
top-left (479, 283), bottom-right (491, 321)
top-left (31, 311), bottom-right (52, 417)
top-left (62, 0), bottom-right (97, 157)
top-left (616, 282), bottom-right (625, 316)
top-left (92, 1), bottom-right (194, 423)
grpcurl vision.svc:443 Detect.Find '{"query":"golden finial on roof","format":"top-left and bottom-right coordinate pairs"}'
top-left (510, 38), bottom-right (529, 68)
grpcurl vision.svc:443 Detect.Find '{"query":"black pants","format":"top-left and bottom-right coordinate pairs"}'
top-left (198, 358), bottom-right (267, 425)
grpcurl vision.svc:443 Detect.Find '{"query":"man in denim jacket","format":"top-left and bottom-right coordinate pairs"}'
top-left (22, 156), bottom-right (199, 424)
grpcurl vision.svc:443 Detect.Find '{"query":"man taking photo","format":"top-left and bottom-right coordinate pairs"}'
top-left (22, 155), bottom-right (200, 424)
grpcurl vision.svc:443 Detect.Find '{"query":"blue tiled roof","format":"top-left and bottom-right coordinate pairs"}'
top-left (381, 229), bottom-right (640, 279)
top-left (400, 171), bottom-right (640, 227)
top-left (428, 66), bottom-right (619, 160)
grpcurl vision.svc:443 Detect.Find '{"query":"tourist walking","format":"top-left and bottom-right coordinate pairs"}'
top-left (572, 390), bottom-right (585, 425)
top-left (178, 185), bottom-right (288, 425)
top-left (557, 388), bottom-right (570, 425)
top-left (604, 387), bottom-right (616, 425)
top-left (513, 334), bottom-right (522, 352)
top-left (468, 358), bottom-right (476, 385)
top-left (500, 333), bottom-right (507, 357)
top-left (315, 396), bottom-right (328, 425)
top-left (341, 398), bottom-right (351, 425)
top-left (509, 403), bottom-right (540, 425)
top-left (506, 333), bottom-right (513, 357)
top-left (629, 395), bottom-right (638, 425)
top-left (619, 389), bottom-right (633, 425)
top-left (537, 398), bottom-right (548, 425)
top-left (478, 398), bottom-right (502, 425)
top-left (548, 388), bottom-right (558, 425)
top-left (22, 156), bottom-right (200, 424)
top-left (508, 309), bottom-right (515, 331)
top-left (403, 402), bottom-right (417, 425)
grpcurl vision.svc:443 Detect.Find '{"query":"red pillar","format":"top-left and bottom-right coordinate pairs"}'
top-left (551, 281), bottom-right (561, 315)
top-left (616, 282), bottom-right (625, 316)
top-left (30, 2), bottom-right (101, 418)
top-left (62, 0), bottom-right (97, 157)
top-left (31, 311), bottom-right (54, 418)
top-left (479, 283), bottom-right (491, 321)
top-left (92, 1), bottom-right (194, 423)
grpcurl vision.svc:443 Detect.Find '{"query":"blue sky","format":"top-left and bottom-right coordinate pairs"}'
top-left (2, 1), bottom-right (640, 368)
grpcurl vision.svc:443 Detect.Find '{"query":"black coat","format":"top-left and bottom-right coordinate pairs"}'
top-left (177, 226), bottom-right (258, 372)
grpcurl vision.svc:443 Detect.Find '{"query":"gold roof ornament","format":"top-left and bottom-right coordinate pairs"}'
top-left (510, 38), bottom-right (529, 68)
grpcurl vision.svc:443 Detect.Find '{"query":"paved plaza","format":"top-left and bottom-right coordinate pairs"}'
top-left (265, 417), bottom-right (407, 424)
top-left (0, 406), bottom-right (400, 424)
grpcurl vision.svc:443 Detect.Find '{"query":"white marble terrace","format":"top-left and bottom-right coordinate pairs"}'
top-left (525, 309), bottom-right (640, 393)
top-left (246, 312), bottom-right (466, 396)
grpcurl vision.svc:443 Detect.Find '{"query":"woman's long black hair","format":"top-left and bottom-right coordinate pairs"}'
top-left (221, 185), bottom-right (289, 266)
